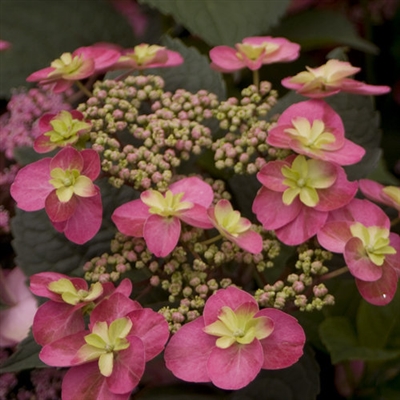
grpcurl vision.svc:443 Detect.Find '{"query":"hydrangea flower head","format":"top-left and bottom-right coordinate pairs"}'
top-left (359, 179), bottom-right (400, 217)
top-left (10, 147), bottom-right (102, 244)
top-left (267, 99), bottom-right (365, 165)
top-left (34, 110), bottom-right (91, 153)
top-left (253, 155), bottom-right (357, 245)
top-left (281, 59), bottom-right (391, 98)
top-left (113, 43), bottom-right (184, 70)
top-left (39, 291), bottom-right (169, 400)
top-left (165, 286), bottom-right (305, 390)
top-left (317, 199), bottom-right (400, 305)
top-left (26, 44), bottom-right (120, 93)
top-left (112, 177), bottom-right (214, 257)
top-left (210, 36), bottom-right (300, 73)
top-left (208, 199), bottom-right (263, 254)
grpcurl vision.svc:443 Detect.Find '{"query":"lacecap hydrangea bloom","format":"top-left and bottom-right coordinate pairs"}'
top-left (165, 286), bottom-right (305, 390)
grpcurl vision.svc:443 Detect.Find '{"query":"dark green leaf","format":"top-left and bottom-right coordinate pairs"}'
top-left (270, 10), bottom-right (378, 54)
top-left (319, 316), bottom-right (400, 364)
top-left (138, 0), bottom-right (291, 46)
top-left (148, 35), bottom-right (226, 99)
top-left (0, 332), bottom-right (45, 373)
top-left (0, 0), bottom-right (135, 97)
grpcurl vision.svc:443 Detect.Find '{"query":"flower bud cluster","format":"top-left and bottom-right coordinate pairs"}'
top-left (212, 81), bottom-right (288, 174)
top-left (254, 245), bottom-right (334, 311)
top-left (78, 75), bottom-right (219, 191)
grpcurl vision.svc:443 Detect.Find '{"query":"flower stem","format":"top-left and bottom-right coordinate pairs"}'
top-left (253, 69), bottom-right (260, 91)
top-left (75, 80), bottom-right (93, 98)
top-left (319, 266), bottom-right (349, 282)
top-left (200, 234), bottom-right (223, 246)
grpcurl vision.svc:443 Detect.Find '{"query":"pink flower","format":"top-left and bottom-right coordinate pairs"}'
top-left (26, 44), bottom-right (120, 93)
top-left (33, 110), bottom-right (91, 153)
top-left (281, 59), bottom-right (391, 98)
top-left (112, 43), bottom-right (183, 70)
top-left (39, 291), bottom-right (169, 400)
top-left (164, 286), bottom-right (305, 390)
top-left (30, 272), bottom-right (132, 346)
top-left (359, 179), bottom-right (400, 217)
top-left (207, 199), bottom-right (263, 254)
top-left (253, 155), bottom-right (357, 245)
top-left (0, 40), bottom-right (11, 51)
top-left (317, 199), bottom-right (400, 305)
top-left (0, 267), bottom-right (38, 347)
top-left (112, 177), bottom-right (214, 257)
top-left (210, 36), bottom-right (300, 73)
top-left (10, 146), bottom-right (102, 244)
top-left (267, 99), bottom-right (365, 165)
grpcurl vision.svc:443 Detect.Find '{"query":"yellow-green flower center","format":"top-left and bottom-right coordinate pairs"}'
top-left (203, 305), bottom-right (273, 349)
top-left (214, 201), bottom-right (251, 237)
top-left (236, 42), bottom-right (279, 61)
top-left (48, 278), bottom-right (103, 305)
top-left (281, 155), bottom-right (336, 207)
top-left (45, 111), bottom-right (91, 145)
top-left (49, 168), bottom-right (93, 202)
top-left (284, 117), bottom-right (336, 149)
top-left (350, 222), bottom-right (396, 266)
top-left (382, 186), bottom-right (400, 205)
top-left (122, 44), bottom-right (166, 66)
top-left (49, 53), bottom-right (85, 77)
top-left (141, 190), bottom-right (193, 217)
top-left (77, 318), bottom-right (132, 377)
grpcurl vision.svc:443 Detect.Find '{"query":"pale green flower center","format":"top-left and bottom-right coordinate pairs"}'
top-left (121, 44), bottom-right (166, 66)
top-left (49, 53), bottom-right (85, 77)
top-left (48, 278), bottom-right (103, 305)
top-left (236, 41), bottom-right (279, 61)
top-left (382, 186), bottom-right (400, 206)
top-left (281, 155), bottom-right (336, 207)
top-left (214, 202), bottom-right (250, 237)
top-left (350, 222), bottom-right (396, 266)
top-left (203, 305), bottom-right (273, 349)
top-left (284, 117), bottom-right (336, 149)
top-left (45, 111), bottom-right (91, 145)
top-left (49, 168), bottom-right (93, 202)
top-left (141, 189), bottom-right (193, 217)
top-left (77, 318), bottom-right (132, 377)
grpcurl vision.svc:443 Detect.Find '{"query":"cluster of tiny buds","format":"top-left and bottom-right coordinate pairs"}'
top-left (254, 245), bottom-right (334, 311)
top-left (78, 75), bottom-right (220, 191)
top-left (212, 82), bottom-right (290, 174)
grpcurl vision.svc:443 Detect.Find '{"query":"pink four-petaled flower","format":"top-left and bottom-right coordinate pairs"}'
top-left (164, 286), bottom-right (305, 390)
top-left (210, 36), bottom-right (300, 73)
top-left (11, 146), bottom-right (102, 244)
top-left (112, 177), bottom-right (214, 257)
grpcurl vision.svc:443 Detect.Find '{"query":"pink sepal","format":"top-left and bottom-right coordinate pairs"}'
top-left (231, 229), bottom-right (263, 254)
top-left (144, 214), bottom-right (181, 257)
top-left (386, 233), bottom-right (400, 273)
top-left (179, 203), bottom-right (214, 229)
top-left (74, 45), bottom-right (121, 73)
top-left (33, 301), bottom-right (85, 345)
top-left (39, 330), bottom-right (88, 367)
top-left (80, 149), bottom-right (101, 180)
top-left (164, 316), bottom-right (215, 383)
top-left (169, 177), bottom-right (214, 207)
top-left (45, 190), bottom-right (78, 222)
top-left (356, 266), bottom-right (398, 306)
top-left (26, 67), bottom-right (56, 82)
top-left (111, 199), bottom-right (149, 237)
top-left (127, 308), bottom-right (170, 361)
top-left (207, 340), bottom-right (264, 390)
top-left (257, 308), bottom-right (305, 369)
top-left (62, 362), bottom-right (132, 400)
top-left (317, 221), bottom-right (353, 253)
top-left (50, 146), bottom-right (84, 171)
top-left (10, 158), bottom-right (52, 211)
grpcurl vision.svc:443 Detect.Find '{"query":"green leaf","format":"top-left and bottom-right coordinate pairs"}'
top-left (138, 0), bottom-right (291, 46)
top-left (356, 290), bottom-right (400, 350)
top-left (319, 316), bottom-right (400, 364)
top-left (0, 332), bottom-right (45, 373)
top-left (0, 0), bottom-right (135, 98)
top-left (270, 9), bottom-right (378, 54)
top-left (11, 178), bottom-right (136, 278)
top-left (148, 35), bottom-right (226, 99)
top-left (229, 346), bottom-right (320, 400)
